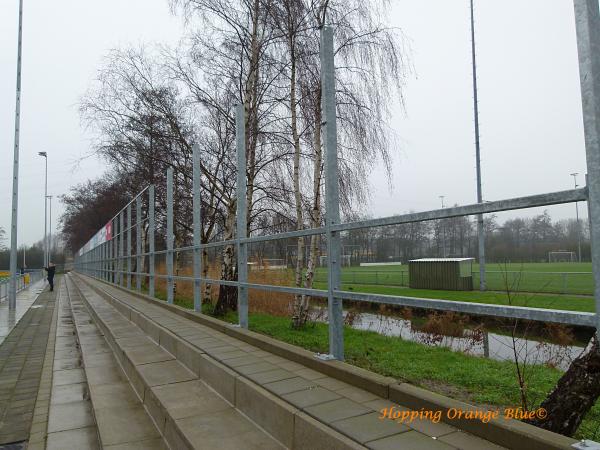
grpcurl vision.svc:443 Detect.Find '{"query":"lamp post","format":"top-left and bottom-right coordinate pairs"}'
top-left (38, 152), bottom-right (47, 266)
top-left (47, 195), bottom-right (53, 262)
top-left (571, 172), bottom-right (582, 262)
top-left (8, 0), bottom-right (25, 309)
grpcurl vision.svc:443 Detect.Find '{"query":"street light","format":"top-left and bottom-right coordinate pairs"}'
top-left (38, 151), bottom-right (47, 267)
top-left (571, 172), bottom-right (582, 263)
top-left (439, 195), bottom-right (445, 208)
top-left (47, 195), bottom-right (53, 262)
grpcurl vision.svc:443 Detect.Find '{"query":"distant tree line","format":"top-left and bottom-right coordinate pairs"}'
top-left (343, 210), bottom-right (589, 263)
top-left (0, 236), bottom-right (66, 270)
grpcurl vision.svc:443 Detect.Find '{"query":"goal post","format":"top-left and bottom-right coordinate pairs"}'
top-left (548, 251), bottom-right (576, 263)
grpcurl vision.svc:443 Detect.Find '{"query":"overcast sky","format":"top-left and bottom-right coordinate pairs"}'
top-left (0, 0), bottom-right (589, 247)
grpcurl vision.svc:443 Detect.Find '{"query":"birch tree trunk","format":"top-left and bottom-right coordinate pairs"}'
top-left (289, 38), bottom-right (307, 329)
top-left (214, 201), bottom-right (238, 315)
top-left (243, 0), bottom-right (261, 237)
top-left (303, 85), bottom-right (323, 297)
top-left (201, 248), bottom-right (211, 304)
top-left (526, 337), bottom-right (600, 436)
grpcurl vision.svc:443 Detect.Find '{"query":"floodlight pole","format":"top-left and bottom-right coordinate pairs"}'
top-left (470, 0), bottom-right (486, 291)
top-left (570, 173), bottom-right (582, 262)
top-left (8, 0), bottom-right (24, 309)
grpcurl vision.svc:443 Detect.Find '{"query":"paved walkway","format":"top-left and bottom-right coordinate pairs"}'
top-left (0, 281), bottom-right (57, 446)
top-left (0, 280), bottom-right (46, 346)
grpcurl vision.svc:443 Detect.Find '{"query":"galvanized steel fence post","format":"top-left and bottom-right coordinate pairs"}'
top-left (119, 212), bottom-right (124, 286)
top-left (193, 144), bottom-right (202, 312)
top-left (109, 224), bottom-right (113, 282)
top-left (321, 26), bottom-right (344, 360)
top-left (103, 241), bottom-right (106, 280)
top-left (149, 185), bottom-right (155, 298)
top-left (574, 0), bottom-right (600, 335)
top-left (106, 240), bottom-right (109, 281)
top-left (236, 104), bottom-right (249, 329)
top-left (167, 168), bottom-right (174, 304)
top-left (114, 215), bottom-right (118, 281)
top-left (127, 204), bottom-right (132, 289)
top-left (136, 196), bottom-right (142, 292)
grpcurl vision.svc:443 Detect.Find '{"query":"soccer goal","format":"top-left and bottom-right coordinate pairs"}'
top-left (319, 255), bottom-right (352, 267)
top-left (548, 251), bottom-right (576, 263)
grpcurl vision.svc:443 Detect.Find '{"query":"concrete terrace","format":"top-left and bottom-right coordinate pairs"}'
top-left (0, 274), bottom-right (581, 449)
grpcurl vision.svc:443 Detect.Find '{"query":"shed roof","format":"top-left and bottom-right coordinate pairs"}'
top-left (409, 258), bottom-right (475, 263)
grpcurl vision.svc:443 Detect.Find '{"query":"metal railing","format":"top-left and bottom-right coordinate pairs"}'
top-left (0, 271), bottom-right (43, 302)
top-left (75, 12), bottom-right (600, 361)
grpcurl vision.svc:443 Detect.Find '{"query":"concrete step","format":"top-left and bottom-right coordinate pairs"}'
top-left (68, 275), bottom-right (288, 450)
top-left (63, 276), bottom-right (165, 449)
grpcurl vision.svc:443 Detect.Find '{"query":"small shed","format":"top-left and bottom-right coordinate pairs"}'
top-left (409, 258), bottom-right (474, 291)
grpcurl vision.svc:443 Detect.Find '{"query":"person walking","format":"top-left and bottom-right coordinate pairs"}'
top-left (44, 262), bottom-right (56, 292)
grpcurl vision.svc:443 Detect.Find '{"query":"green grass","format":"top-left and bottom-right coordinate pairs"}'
top-left (307, 262), bottom-right (595, 295)
top-left (216, 310), bottom-right (600, 441)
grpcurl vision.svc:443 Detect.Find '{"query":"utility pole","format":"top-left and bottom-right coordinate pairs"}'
top-left (571, 172), bottom-right (582, 262)
top-left (39, 152), bottom-right (48, 266)
top-left (470, 0), bottom-right (486, 291)
top-left (9, 0), bottom-right (24, 309)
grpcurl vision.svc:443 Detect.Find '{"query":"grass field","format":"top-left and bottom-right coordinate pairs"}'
top-left (245, 262), bottom-right (598, 313)
top-left (306, 262), bottom-right (595, 295)
top-left (317, 283), bottom-right (596, 313)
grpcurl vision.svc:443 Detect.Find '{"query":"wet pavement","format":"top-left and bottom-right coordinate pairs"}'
top-left (0, 280), bottom-right (46, 346)
top-left (0, 280), bottom-right (57, 445)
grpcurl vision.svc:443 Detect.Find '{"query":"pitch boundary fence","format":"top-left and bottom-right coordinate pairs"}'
top-left (75, 7), bottom-right (600, 360)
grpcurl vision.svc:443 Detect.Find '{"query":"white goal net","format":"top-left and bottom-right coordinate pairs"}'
top-left (548, 251), bottom-right (576, 263)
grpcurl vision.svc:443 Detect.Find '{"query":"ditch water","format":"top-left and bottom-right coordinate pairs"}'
top-left (318, 310), bottom-right (588, 371)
